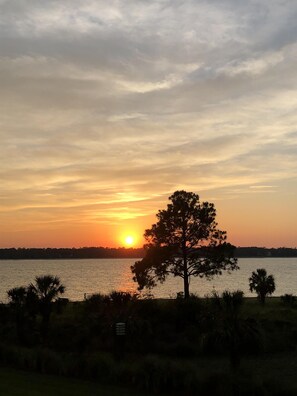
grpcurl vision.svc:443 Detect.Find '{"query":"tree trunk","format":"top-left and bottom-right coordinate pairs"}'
top-left (182, 223), bottom-right (190, 299)
top-left (260, 293), bottom-right (266, 304)
top-left (183, 274), bottom-right (190, 299)
top-left (183, 253), bottom-right (190, 299)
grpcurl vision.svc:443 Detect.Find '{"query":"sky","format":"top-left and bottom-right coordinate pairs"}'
top-left (0, 0), bottom-right (297, 248)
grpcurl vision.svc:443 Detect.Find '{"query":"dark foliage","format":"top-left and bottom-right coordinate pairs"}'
top-left (249, 268), bottom-right (276, 303)
top-left (235, 247), bottom-right (297, 258)
top-left (1, 275), bottom-right (297, 396)
top-left (205, 291), bottom-right (262, 369)
top-left (1, 246), bottom-right (297, 260)
top-left (281, 294), bottom-right (296, 306)
top-left (131, 190), bottom-right (238, 298)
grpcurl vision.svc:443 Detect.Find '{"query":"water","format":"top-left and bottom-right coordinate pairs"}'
top-left (0, 258), bottom-right (296, 301)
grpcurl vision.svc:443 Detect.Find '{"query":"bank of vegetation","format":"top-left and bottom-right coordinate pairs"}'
top-left (1, 273), bottom-right (297, 395)
top-left (0, 247), bottom-right (145, 260)
top-left (0, 246), bottom-right (296, 260)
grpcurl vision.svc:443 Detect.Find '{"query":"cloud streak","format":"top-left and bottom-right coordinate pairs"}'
top-left (0, 0), bottom-right (297, 246)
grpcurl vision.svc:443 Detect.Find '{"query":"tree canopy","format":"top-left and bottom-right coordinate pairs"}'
top-left (131, 190), bottom-right (238, 298)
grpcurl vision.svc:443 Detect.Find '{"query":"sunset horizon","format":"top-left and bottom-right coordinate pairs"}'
top-left (1, 187), bottom-right (296, 249)
top-left (1, 1), bottom-right (296, 249)
top-left (1, 2), bottom-right (297, 393)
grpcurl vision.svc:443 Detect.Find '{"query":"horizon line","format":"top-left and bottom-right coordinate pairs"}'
top-left (1, 246), bottom-right (296, 250)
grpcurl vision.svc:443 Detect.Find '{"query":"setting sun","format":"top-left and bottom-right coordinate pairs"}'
top-left (118, 226), bottom-right (144, 248)
top-left (124, 235), bottom-right (135, 246)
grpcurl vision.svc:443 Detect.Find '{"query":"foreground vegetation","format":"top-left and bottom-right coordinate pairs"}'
top-left (1, 280), bottom-right (297, 395)
top-left (0, 367), bottom-right (144, 396)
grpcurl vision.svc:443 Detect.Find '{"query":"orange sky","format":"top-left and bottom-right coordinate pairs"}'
top-left (1, 1), bottom-right (297, 248)
top-left (1, 185), bottom-right (296, 248)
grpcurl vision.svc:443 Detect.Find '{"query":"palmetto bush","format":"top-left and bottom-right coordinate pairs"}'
top-left (249, 269), bottom-right (275, 303)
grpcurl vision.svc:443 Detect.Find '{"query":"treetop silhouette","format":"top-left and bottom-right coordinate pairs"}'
top-left (131, 190), bottom-right (238, 298)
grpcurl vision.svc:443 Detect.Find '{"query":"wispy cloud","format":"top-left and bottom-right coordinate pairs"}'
top-left (0, 0), bottom-right (297, 246)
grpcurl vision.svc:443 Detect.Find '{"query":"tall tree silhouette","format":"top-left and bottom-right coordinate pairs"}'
top-left (131, 190), bottom-right (238, 298)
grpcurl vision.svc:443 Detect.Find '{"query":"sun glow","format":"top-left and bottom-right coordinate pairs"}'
top-left (118, 226), bottom-right (144, 248)
top-left (124, 235), bottom-right (135, 246)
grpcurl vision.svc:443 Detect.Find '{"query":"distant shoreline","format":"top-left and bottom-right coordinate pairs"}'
top-left (0, 247), bottom-right (296, 260)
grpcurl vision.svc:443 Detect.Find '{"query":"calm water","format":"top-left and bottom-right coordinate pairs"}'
top-left (0, 258), bottom-right (296, 301)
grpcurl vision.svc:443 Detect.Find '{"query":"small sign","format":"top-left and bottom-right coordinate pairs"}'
top-left (115, 322), bottom-right (126, 336)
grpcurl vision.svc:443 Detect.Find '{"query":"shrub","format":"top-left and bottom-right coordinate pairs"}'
top-left (249, 268), bottom-right (275, 304)
top-left (84, 293), bottom-right (110, 314)
top-left (109, 290), bottom-right (139, 305)
top-left (281, 294), bottom-right (296, 306)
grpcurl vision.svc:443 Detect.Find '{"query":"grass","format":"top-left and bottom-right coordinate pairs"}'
top-left (241, 297), bottom-right (297, 320)
top-left (243, 351), bottom-right (297, 392)
top-left (0, 367), bottom-right (146, 396)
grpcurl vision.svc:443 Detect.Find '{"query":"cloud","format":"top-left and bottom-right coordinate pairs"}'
top-left (0, 0), bottom-right (297, 244)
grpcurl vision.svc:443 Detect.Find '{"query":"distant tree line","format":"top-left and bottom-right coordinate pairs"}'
top-left (235, 247), bottom-right (297, 258)
top-left (0, 247), bottom-right (145, 260)
top-left (0, 246), bottom-right (296, 260)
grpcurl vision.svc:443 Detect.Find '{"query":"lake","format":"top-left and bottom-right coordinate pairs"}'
top-left (0, 258), bottom-right (296, 301)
